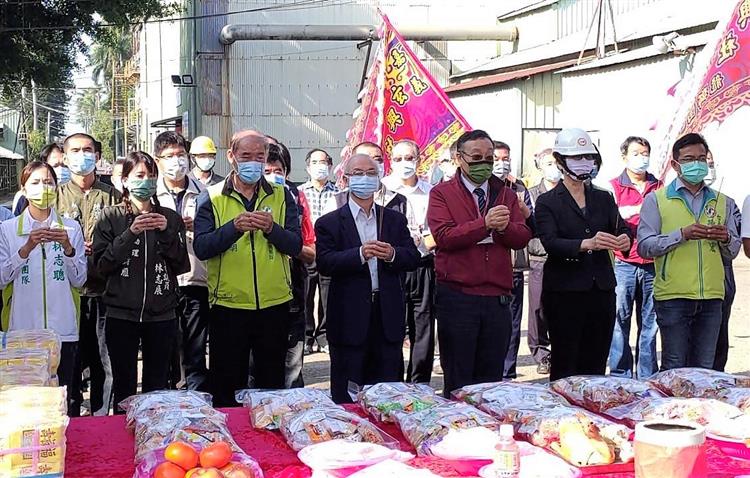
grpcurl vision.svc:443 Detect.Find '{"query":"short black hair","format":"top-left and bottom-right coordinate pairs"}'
top-left (449, 140), bottom-right (458, 155)
top-left (493, 141), bottom-right (510, 152)
top-left (456, 129), bottom-right (493, 152)
top-left (153, 131), bottom-right (189, 158)
top-left (620, 136), bottom-right (651, 155)
top-left (39, 143), bottom-right (63, 163)
top-left (63, 133), bottom-right (96, 152)
top-left (305, 148), bottom-right (332, 165)
top-left (672, 133), bottom-right (709, 161)
top-left (269, 142), bottom-right (292, 175)
top-left (93, 140), bottom-right (102, 154)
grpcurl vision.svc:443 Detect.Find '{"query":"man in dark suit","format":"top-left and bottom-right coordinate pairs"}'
top-left (316, 154), bottom-right (420, 403)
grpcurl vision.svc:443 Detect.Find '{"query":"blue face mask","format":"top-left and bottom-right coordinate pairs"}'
top-left (236, 161), bottom-right (264, 185)
top-left (54, 166), bottom-right (71, 185)
top-left (679, 160), bottom-right (709, 185)
top-left (348, 175), bottom-right (380, 199)
top-left (67, 152), bottom-right (97, 176)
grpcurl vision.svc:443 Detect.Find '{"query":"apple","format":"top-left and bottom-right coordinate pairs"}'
top-left (221, 462), bottom-right (257, 478)
top-left (185, 468), bottom-right (224, 478)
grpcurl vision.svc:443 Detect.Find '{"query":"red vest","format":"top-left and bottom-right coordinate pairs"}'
top-left (609, 171), bottom-right (663, 265)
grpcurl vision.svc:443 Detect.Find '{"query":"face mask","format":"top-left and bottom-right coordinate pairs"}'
top-left (392, 160), bottom-right (416, 180)
top-left (627, 155), bottom-right (650, 174)
top-left (163, 156), bottom-right (188, 181)
top-left (492, 160), bottom-right (511, 180)
top-left (542, 164), bottom-right (562, 183)
top-left (54, 166), bottom-right (71, 185)
top-left (705, 166), bottom-right (717, 186)
top-left (127, 178), bottom-right (157, 201)
top-left (195, 156), bottom-right (215, 172)
top-left (67, 152), bottom-right (97, 176)
top-left (465, 161), bottom-right (493, 184)
top-left (236, 161), bottom-right (263, 185)
top-left (265, 173), bottom-right (285, 187)
top-left (440, 163), bottom-right (457, 181)
top-left (25, 184), bottom-right (57, 210)
top-left (377, 163), bottom-right (385, 179)
top-left (590, 165), bottom-right (600, 180)
top-left (112, 177), bottom-right (123, 193)
top-left (348, 175), bottom-right (380, 199)
top-left (564, 158), bottom-right (595, 181)
top-left (310, 164), bottom-right (330, 181)
top-left (678, 160), bottom-right (709, 185)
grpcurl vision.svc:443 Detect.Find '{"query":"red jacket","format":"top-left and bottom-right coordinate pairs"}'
top-left (427, 171), bottom-right (532, 296)
top-left (609, 170), bottom-right (663, 265)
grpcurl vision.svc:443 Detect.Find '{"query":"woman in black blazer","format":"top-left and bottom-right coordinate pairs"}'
top-left (534, 129), bottom-right (631, 381)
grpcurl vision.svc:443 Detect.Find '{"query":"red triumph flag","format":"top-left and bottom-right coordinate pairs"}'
top-left (655, 0), bottom-right (750, 175)
top-left (342, 13), bottom-right (471, 179)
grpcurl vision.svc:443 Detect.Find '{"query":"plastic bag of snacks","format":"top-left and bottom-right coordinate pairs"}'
top-left (235, 388), bottom-right (335, 430)
top-left (280, 406), bottom-right (399, 452)
top-left (480, 402), bottom-right (633, 466)
top-left (0, 386), bottom-right (66, 415)
top-left (550, 376), bottom-right (665, 416)
top-left (0, 411), bottom-right (69, 477)
top-left (119, 389), bottom-right (215, 428)
top-left (717, 387), bottom-right (750, 412)
top-left (607, 396), bottom-right (750, 441)
top-left (393, 402), bottom-right (501, 456)
top-left (0, 350), bottom-right (52, 387)
top-left (0, 330), bottom-right (61, 377)
top-left (350, 382), bottom-right (449, 423)
top-left (453, 381), bottom-right (570, 409)
top-left (648, 368), bottom-right (750, 399)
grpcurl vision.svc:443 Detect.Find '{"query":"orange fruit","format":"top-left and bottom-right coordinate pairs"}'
top-left (221, 462), bottom-right (257, 478)
top-left (153, 461), bottom-right (186, 478)
top-left (199, 441), bottom-right (233, 469)
top-left (165, 441), bottom-right (200, 470)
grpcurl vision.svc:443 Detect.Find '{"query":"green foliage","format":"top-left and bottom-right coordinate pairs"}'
top-left (26, 129), bottom-right (47, 159)
top-left (91, 109), bottom-right (114, 163)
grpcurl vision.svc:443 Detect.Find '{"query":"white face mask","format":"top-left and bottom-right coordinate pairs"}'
top-left (493, 160), bottom-right (511, 179)
top-left (163, 155), bottom-right (188, 181)
top-left (194, 156), bottom-right (216, 172)
top-left (626, 154), bottom-right (650, 174)
top-left (310, 164), bottom-right (330, 181)
top-left (377, 163), bottom-right (385, 180)
top-left (392, 160), bottom-right (416, 180)
top-left (705, 165), bottom-right (717, 186)
top-left (440, 162), bottom-right (457, 181)
top-left (112, 177), bottom-right (123, 193)
top-left (265, 173), bottom-right (286, 186)
top-left (542, 164), bottom-right (562, 183)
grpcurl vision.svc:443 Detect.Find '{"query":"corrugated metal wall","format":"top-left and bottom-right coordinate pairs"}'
top-left (521, 71), bottom-right (561, 130)
top-left (0, 109), bottom-right (24, 157)
top-left (555, 0), bottom-right (664, 39)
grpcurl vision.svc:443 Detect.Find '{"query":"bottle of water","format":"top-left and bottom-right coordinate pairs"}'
top-left (493, 424), bottom-right (520, 478)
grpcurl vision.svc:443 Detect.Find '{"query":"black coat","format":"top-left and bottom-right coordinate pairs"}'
top-left (535, 182), bottom-right (631, 293)
top-left (315, 202), bottom-right (419, 346)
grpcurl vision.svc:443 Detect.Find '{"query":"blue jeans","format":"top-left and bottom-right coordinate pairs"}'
top-left (654, 298), bottom-right (723, 370)
top-left (608, 260), bottom-right (658, 378)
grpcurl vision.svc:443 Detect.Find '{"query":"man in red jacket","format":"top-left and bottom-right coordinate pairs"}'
top-left (427, 130), bottom-right (532, 397)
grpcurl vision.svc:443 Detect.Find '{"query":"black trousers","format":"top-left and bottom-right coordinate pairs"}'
top-left (305, 264), bottom-right (330, 348)
top-left (169, 286), bottom-right (210, 391)
top-left (543, 287), bottom-right (616, 381)
top-left (106, 317), bottom-right (178, 413)
top-left (527, 260), bottom-right (551, 365)
top-left (435, 284), bottom-right (512, 398)
top-left (209, 303), bottom-right (291, 407)
top-left (405, 257), bottom-right (436, 383)
top-left (503, 271), bottom-right (526, 379)
top-left (285, 307), bottom-right (306, 389)
top-left (74, 296), bottom-right (112, 416)
top-left (59, 341), bottom-right (79, 416)
top-left (713, 266), bottom-right (736, 372)
top-left (329, 295), bottom-right (402, 404)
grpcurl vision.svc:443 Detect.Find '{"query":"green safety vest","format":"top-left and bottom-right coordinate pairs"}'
top-left (206, 180), bottom-right (292, 310)
top-left (1, 215), bottom-right (81, 331)
top-left (653, 181), bottom-right (726, 301)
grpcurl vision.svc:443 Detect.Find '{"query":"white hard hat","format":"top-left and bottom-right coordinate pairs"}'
top-left (553, 128), bottom-right (598, 156)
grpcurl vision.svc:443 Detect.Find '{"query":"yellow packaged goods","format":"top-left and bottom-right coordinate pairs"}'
top-left (0, 387), bottom-right (67, 415)
top-left (0, 350), bottom-right (51, 387)
top-left (0, 413), bottom-right (69, 478)
top-left (0, 330), bottom-right (61, 377)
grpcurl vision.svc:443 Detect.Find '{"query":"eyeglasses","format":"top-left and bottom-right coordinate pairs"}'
top-left (159, 154), bottom-right (188, 161)
top-left (458, 150), bottom-right (494, 163)
top-left (676, 156), bottom-right (707, 163)
top-left (347, 170), bottom-right (379, 178)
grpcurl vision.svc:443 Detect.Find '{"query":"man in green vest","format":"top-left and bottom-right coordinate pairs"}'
top-left (193, 130), bottom-right (302, 407)
top-left (638, 133), bottom-right (740, 371)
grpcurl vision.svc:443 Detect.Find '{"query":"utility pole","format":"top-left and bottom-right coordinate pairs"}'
top-left (31, 79), bottom-right (38, 131)
top-left (20, 86), bottom-right (28, 161)
top-left (46, 111), bottom-right (51, 142)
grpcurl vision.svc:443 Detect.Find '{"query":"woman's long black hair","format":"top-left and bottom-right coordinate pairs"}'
top-left (120, 151), bottom-right (161, 217)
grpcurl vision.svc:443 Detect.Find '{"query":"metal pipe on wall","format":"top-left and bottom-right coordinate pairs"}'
top-left (219, 24), bottom-right (519, 44)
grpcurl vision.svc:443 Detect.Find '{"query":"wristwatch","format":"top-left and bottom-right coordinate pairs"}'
top-left (64, 247), bottom-right (76, 258)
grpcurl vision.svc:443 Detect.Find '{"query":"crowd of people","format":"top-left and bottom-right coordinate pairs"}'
top-left (2, 125), bottom-right (747, 415)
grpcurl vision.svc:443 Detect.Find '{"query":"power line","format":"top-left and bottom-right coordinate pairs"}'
top-left (0, 0), bottom-right (339, 32)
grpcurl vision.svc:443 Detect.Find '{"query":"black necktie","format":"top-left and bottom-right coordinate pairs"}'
top-left (474, 188), bottom-right (486, 212)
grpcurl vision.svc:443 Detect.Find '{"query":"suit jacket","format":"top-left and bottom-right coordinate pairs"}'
top-left (315, 202), bottom-right (420, 346)
top-left (535, 182), bottom-right (631, 293)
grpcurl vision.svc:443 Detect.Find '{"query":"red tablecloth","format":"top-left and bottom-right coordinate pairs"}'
top-left (64, 406), bottom-right (750, 478)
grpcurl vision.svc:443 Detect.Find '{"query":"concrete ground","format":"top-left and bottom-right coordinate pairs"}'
top-left (301, 255), bottom-right (750, 394)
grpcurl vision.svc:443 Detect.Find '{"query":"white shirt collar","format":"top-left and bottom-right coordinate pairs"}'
top-left (382, 175), bottom-right (432, 194)
top-left (23, 207), bottom-right (59, 234)
top-left (460, 173), bottom-right (488, 195)
top-left (348, 195), bottom-right (376, 220)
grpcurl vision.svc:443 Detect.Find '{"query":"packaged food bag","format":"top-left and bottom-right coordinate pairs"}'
top-left (648, 368), bottom-right (750, 399)
top-left (0, 330), bottom-right (61, 377)
top-left (236, 388), bottom-right (335, 430)
top-left (0, 412), bottom-right (69, 478)
top-left (350, 382), bottom-right (449, 423)
top-left (453, 381), bottom-right (569, 409)
top-left (550, 375), bottom-right (665, 417)
top-left (0, 350), bottom-right (51, 387)
top-left (0, 386), bottom-right (66, 415)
